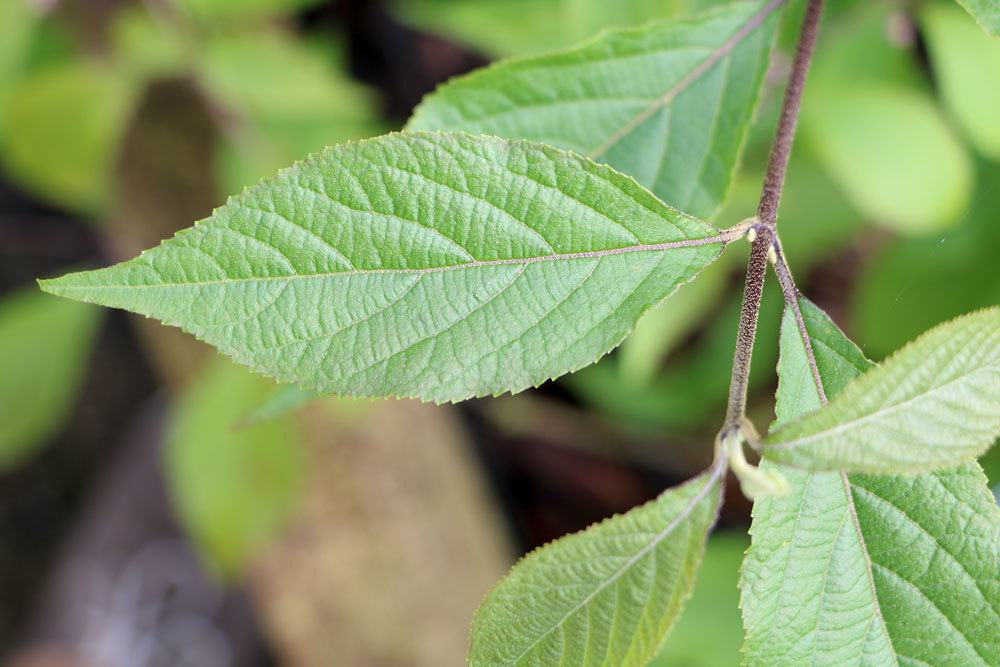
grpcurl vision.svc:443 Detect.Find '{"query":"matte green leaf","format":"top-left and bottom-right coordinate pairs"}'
top-left (241, 383), bottom-right (319, 426)
top-left (954, 0), bottom-right (1000, 35)
top-left (40, 132), bottom-right (733, 402)
top-left (853, 159), bottom-right (1000, 359)
top-left (166, 358), bottom-right (303, 576)
top-left (741, 299), bottom-right (1000, 665)
top-left (470, 463), bottom-right (724, 666)
top-left (648, 532), bottom-right (747, 666)
top-left (392, 0), bottom-right (718, 58)
top-left (801, 5), bottom-right (972, 234)
top-left (761, 307), bottom-right (1000, 473)
top-left (198, 29), bottom-right (384, 193)
top-left (0, 289), bottom-right (99, 471)
top-left (922, 2), bottom-right (1000, 160)
top-left (408, 0), bottom-right (784, 220)
top-left (1, 61), bottom-right (137, 214)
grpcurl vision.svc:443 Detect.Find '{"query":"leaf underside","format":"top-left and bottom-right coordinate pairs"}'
top-left (471, 464), bottom-right (724, 667)
top-left (40, 132), bottom-right (726, 403)
top-left (741, 299), bottom-right (1000, 666)
top-left (761, 307), bottom-right (1000, 474)
top-left (408, 0), bottom-right (784, 220)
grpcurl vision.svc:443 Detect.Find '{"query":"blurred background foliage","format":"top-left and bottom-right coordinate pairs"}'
top-left (1, 0), bottom-right (998, 665)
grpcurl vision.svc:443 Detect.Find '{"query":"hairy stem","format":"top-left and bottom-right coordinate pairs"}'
top-left (721, 0), bottom-right (825, 435)
top-left (771, 240), bottom-right (827, 403)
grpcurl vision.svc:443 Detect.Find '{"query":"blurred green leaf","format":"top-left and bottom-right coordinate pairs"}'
top-left (392, 0), bottom-right (730, 58)
top-left (649, 532), bottom-right (746, 666)
top-left (0, 288), bottom-right (99, 471)
top-left (619, 261), bottom-right (728, 388)
top-left (568, 280), bottom-right (783, 435)
top-left (199, 29), bottom-right (384, 193)
top-left (112, 6), bottom-right (189, 81)
top-left (242, 383), bottom-right (319, 426)
top-left (922, 2), bottom-right (1000, 161)
top-left (0, 0), bottom-right (42, 132)
top-left (803, 84), bottom-right (971, 235)
top-left (409, 0), bottom-right (783, 220)
top-left (1, 61), bottom-right (137, 214)
top-left (801, 5), bottom-right (972, 234)
top-left (953, 0), bottom-right (1000, 35)
top-left (166, 358), bottom-right (304, 576)
top-left (177, 0), bottom-right (320, 24)
top-left (854, 160), bottom-right (1000, 359)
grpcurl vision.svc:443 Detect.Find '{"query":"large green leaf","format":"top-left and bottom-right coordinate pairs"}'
top-left (760, 307), bottom-right (1000, 474)
top-left (166, 358), bottom-right (303, 576)
top-left (470, 462), bottom-right (724, 666)
top-left (40, 132), bottom-right (735, 402)
top-left (741, 300), bottom-right (1000, 665)
top-left (922, 2), bottom-right (1000, 161)
top-left (0, 289), bottom-right (99, 471)
top-left (954, 0), bottom-right (1000, 35)
top-left (408, 0), bottom-right (784, 220)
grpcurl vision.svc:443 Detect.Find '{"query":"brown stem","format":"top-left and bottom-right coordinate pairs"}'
top-left (720, 0), bottom-right (825, 434)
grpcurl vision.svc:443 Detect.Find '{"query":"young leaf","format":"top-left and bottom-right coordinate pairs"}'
top-left (741, 300), bottom-right (1000, 666)
top-left (760, 307), bottom-right (1000, 474)
top-left (408, 0), bottom-right (785, 220)
top-left (470, 462), bottom-right (724, 667)
top-left (39, 132), bottom-right (737, 403)
top-left (954, 0), bottom-right (1000, 36)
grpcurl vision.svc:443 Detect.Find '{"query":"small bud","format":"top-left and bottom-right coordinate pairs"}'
top-left (746, 227), bottom-right (757, 244)
top-left (767, 244), bottom-right (778, 265)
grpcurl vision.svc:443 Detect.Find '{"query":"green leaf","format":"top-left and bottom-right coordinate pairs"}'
top-left (40, 132), bottom-right (734, 403)
top-left (0, 289), bottom-right (99, 471)
top-left (470, 462), bottom-right (724, 666)
top-left (166, 358), bottom-right (303, 576)
top-left (391, 0), bottom-right (709, 58)
top-left (922, 2), bottom-right (1000, 161)
top-left (176, 0), bottom-right (319, 24)
top-left (801, 5), bottom-right (972, 234)
top-left (853, 159), bottom-right (1000, 359)
top-left (954, 0), bottom-right (1000, 35)
top-left (408, 0), bottom-right (784, 220)
top-left (241, 383), bottom-right (319, 426)
top-left (198, 29), bottom-right (384, 193)
top-left (648, 532), bottom-right (747, 666)
top-left (1, 61), bottom-right (137, 214)
top-left (741, 299), bottom-right (1000, 665)
top-left (761, 307), bottom-right (1000, 474)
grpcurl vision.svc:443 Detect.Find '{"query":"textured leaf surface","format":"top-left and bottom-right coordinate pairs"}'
top-left (761, 307), bottom-right (1000, 473)
top-left (954, 0), bottom-right (1000, 35)
top-left (167, 358), bottom-right (303, 576)
top-left (741, 300), bottom-right (1000, 666)
top-left (471, 463), bottom-right (724, 666)
top-left (40, 132), bottom-right (731, 402)
top-left (408, 0), bottom-right (783, 220)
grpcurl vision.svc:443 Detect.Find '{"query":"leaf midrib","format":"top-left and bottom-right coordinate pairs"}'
top-left (42, 230), bottom-right (739, 292)
top-left (588, 0), bottom-right (787, 160)
top-left (764, 364), bottom-right (999, 454)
